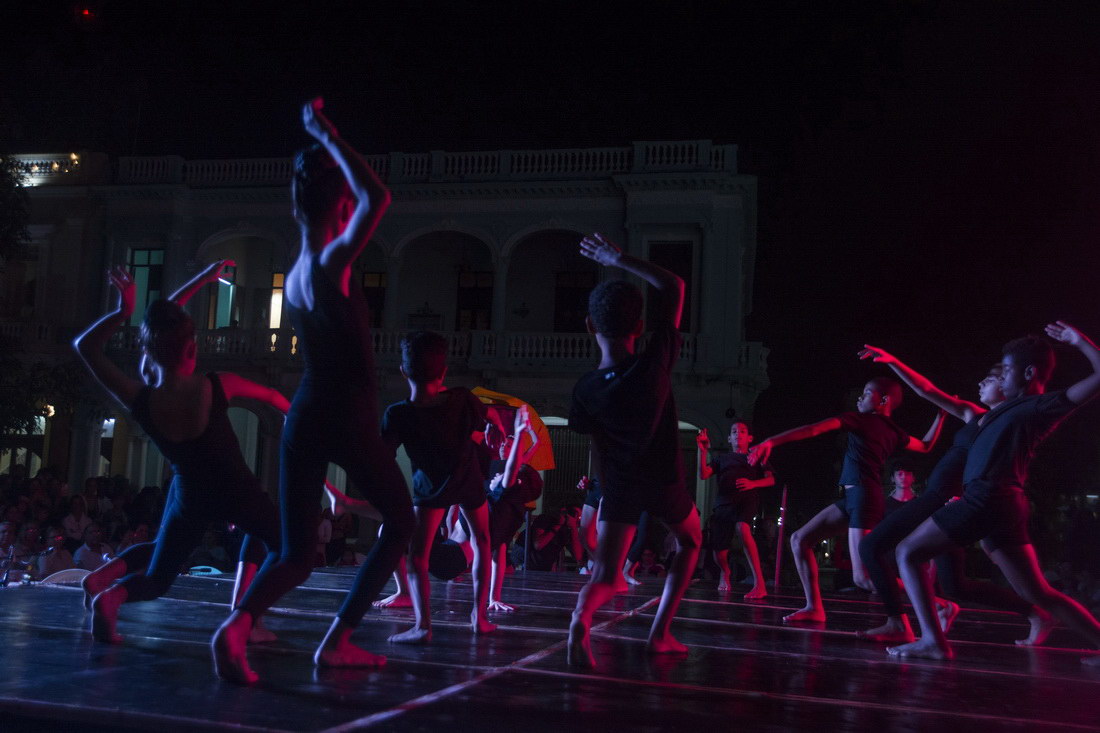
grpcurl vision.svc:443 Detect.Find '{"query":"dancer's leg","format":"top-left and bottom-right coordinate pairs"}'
top-left (737, 522), bottom-right (767, 599)
top-left (388, 506), bottom-right (445, 644)
top-left (568, 521), bottom-right (636, 668)
top-left (714, 549), bottom-right (733, 593)
top-left (647, 509), bottom-right (702, 654)
top-left (459, 501), bottom-right (497, 634)
top-left (889, 518), bottom-right (959, 660)
top-left (785, 504), bottom-right (848, 623)
top-left (488, 544), bottom-right (514, 612)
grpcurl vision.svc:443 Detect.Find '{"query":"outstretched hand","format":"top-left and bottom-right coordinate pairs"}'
top-left (201, 259), bottom-right (235, 284)
top-left (1045, 320), bottom-right (1083, 347)
top-left (302, 97), bottom-right (338, 141)
top-left (513, 404), bottom-right (531, 433)
top-left (747, 440), bottom-right (772, 466)
top-left (108, 266), bottom-right (136, 318)
top-left (579, 233), bottom-right (623, 267)
top-left (858, 344), bottom-right (896, 364)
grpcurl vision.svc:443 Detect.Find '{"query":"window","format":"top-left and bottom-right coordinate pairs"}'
top-left (269, 273), bottom-right (284, 329)
top-left (646, 240), bottom-right (694, 332)
top-left (455, 270), bottom-right (493, 331)
top-left (361, 271), bottom-right (386, 328)
top-left (127, 249), bottom-right (164, 326)
top-left (206, 264), bottom-right (238, 329)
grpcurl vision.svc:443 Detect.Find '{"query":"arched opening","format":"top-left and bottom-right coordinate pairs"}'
top-left (396, 232), bottom-right (494, 331)
top-left (195, 234), bottom-right (285, 331)
top-left (352, 241), bottom-right (388, 328)
top-left (505, 230), bottom-right (595, 333)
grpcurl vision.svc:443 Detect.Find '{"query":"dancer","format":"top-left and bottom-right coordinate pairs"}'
top-left (214, 99), bottom-right (415, 683)
top-left (891, 324), bottom-right (1100, 663)
top-left (697, 422), bottom-right (774, 598)
top-left (382, 331), bottom-right (499, 643)
top-left (749, 377), bottom-right (943, 623)
top-left (73, 261), bottom-right (284, 644)
top-left (567, 232), bottom-right (702, 668)
top-left (856, 349), bottom-right (1048, 644)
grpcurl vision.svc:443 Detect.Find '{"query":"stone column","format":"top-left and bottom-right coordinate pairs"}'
top-left (491, 257), bottom-right (509, 332)
top-left (383, 259), bottom-right (402, 330)
top-left (67, 402), bottom-right (107, 490)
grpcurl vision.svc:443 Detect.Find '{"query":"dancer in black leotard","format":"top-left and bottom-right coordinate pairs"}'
top-left (214, 99), bottom-right (415, 683)
top-left (73, 261), bottom-right (285, 644)
top-left (856, 347), bottom-right (1050, 646)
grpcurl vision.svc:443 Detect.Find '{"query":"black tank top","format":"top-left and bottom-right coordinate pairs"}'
top-left (286, 257), bottom-right (378, 418)
top-left (925, 419), bottom-right (981, 502)
top-left (130, 372), bottom-right (252, 492)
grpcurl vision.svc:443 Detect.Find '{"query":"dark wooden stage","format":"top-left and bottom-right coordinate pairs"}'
top-left (1, 569), bottom-right (1097, 731)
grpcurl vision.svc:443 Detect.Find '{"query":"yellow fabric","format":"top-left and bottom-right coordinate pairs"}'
top-left (472, 387), bottom-right (556, 471)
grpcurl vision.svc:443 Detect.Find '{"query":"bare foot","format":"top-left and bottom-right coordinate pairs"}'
top-left (886, 637), bottom-right (953, 660)
top-left (744, 585), bottom-right (767, 601)
top-left (472, 611), bottom-right (498, 635)
top-left (647, 633), bottom-right (688, 655)
top-left (937, 600), bottom-right (960, 633)
top-left (717, 573), bottom-right (731, 593)
top-left (567, 622), bottom-right (595, 668)
top-left (783, 607), bottom-right (825, 624)
top-left (1016, 609), bottom-right (1056, 646)
top-left (857, 616), bottom-right (915, 643)
top-left (488, 600), bottom-right (516, 613)
top-left (1082, 653), bottom-right (1100, 667)
top-left (90, 587), bottom-right (125, 644)
top-left (315, 642), bottom-right (387, 668)
top-left (373, 592), bottom-right (412, 609)
top-left (249, 624), bottom-right (277, 644)
top-left (388, 626), bottom-right (432, 644)
top-left (212, 612), bottom-right (259, 685)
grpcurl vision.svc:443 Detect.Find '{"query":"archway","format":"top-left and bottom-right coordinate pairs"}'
top-left (505, 230), bottom-right (595, 333)
top-left (395, 231), bottom-right (495, 331)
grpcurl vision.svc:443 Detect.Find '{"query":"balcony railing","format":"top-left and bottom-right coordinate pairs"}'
top-left (106, 326), bottom-right (762, 376)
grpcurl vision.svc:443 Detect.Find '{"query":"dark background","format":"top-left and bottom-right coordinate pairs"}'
top-left (5, 0), bottom-right (1100, 519)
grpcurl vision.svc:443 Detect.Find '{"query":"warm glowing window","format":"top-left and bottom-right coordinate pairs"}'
top-left (127, 249), bottom-right (164, 326)
top-left (269, 273), bottom-right (284, 329)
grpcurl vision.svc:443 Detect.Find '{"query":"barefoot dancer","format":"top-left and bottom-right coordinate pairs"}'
top-left (891, 325), bottom-right (1100, 663)
top-left (749, 377), bottom-right (943, 623)
top-left (73, 261), bottom-right (284, 644)
top-left (567, 233), bottom-right (702, 668)
top-left (697, 422), bottom-right (774, 598)
top-left (381, 331), bottom-right (500, 643)
top-left (213, 100), bottom-right (414, 682)
top-left (856, 348), bottom-right (1051, 645)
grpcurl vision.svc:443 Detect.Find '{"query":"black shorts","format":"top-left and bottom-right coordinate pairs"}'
top-left (414, 475), bottom-right (487, 510)
top-left (599, 482), bottom-right (695, 526)
top-left (931, 490), bottom-right (1030, 552)
top-left (832, 484), bottom-right (883, 530)
top-left (710, 493), bottom-right (760, 549)
top-left (583, 483), bottom-right (603, 510)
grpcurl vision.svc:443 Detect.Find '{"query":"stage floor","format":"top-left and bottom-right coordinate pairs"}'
top-left (1, 569), bottom-right (1097, 731)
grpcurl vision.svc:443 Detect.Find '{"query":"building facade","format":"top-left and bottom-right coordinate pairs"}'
top-left (5, 140), bottom-right (768, 517)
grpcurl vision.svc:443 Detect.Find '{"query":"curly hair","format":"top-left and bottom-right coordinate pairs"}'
top-left (1002, 335), bottom-right (1055, 384)
top-left (587, 280), bottom-right (643, 338)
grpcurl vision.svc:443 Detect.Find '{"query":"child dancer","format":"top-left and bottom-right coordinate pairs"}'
top-left (73, 261), bottom-right (283, 644)
top-left (697, 422), bottom-right (774, 598)
top-left (214, 100), bottom-right (414, 683)
top-left (749, 377), bottom-right (943, 623)
top-left (382, 331), bottom-right (498, 642)
top-left (567, 232), bottom-right (702, 668)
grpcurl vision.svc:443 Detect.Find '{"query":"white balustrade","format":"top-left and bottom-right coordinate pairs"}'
top-left (117, 156), bottom-right (184, 184)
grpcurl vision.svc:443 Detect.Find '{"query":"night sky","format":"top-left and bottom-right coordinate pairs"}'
top-left (6, 0), bottom-right (1100, 504)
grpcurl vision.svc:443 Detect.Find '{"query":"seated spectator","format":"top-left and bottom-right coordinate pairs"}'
top-left (636, 548), bottom-right (667, 578)
top-left (115, 523), bottom-right (150, 554)
top-left (62, 495), bottom-right (93, 553)
top-left (73, 523), bottom-right (113, 571)
top-left (518, 506), bottom-right (583, 571)
top-left (0, 521), bottom-right (15, 553)
top-left (184, 529), bottom-right (231, 573)
top-left (13, 521), bottom-right (42, 566)
top-left (37, 526), bottom-right (75, 579)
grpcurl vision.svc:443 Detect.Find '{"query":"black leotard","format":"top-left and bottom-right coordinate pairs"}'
top-left (237, 257), bottom-right (413, 626)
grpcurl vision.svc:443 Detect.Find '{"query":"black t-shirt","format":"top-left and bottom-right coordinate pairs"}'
top-left (708, 452), bottom-right (770, 507)
top-left (486, 460), bottom-right (544, 506)
top-left (381, 387), bottom-right (488, 504)
top-left (568, 321), bottom-right (684, 498)
top-left (962, 390), bottom-right (1077, 501)
top-left (925, 419), bottom-right (982, 503)
top-left (883, 495), bottom-right (908, 517)
top-left (836, 412), bottom-right (909, 490)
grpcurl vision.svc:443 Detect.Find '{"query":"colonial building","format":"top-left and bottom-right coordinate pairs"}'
top-left (5, 140), bottom-right (767, 517)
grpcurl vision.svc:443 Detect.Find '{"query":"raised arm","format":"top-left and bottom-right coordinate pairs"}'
top-left (580, 233), bottom-right (684, 328)
top-left (1045, 321), bottom-right (1100, 405)
top-left (748, 417), bottom-right (843, 466)
top-left (217, 373), bottom-right (291, 414)
top-left (905, 408), bottom-right (947, 453)
top-left (169, 259), bottom-right (235, 306)
top-left (303, 99), bottom-right (391, 275)
top-left (696, 429), bottom-right (714, 480)
top-left (499, 407), bottom-right (531, 490)
top-left (72, 267), bottom-right (143, 408)
top-left (518, 419), bottom-right (540, 465)
top-left (859, 345), bottom-right (983, 422)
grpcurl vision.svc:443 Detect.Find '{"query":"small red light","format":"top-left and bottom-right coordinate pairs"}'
top-left (82, 8), bottom-right (91, 16)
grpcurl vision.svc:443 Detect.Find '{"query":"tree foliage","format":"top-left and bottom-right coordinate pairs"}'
top-left (0, 336), bottom-right (87, 441)
top-left (0, 154), bottom-right (29, 267)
